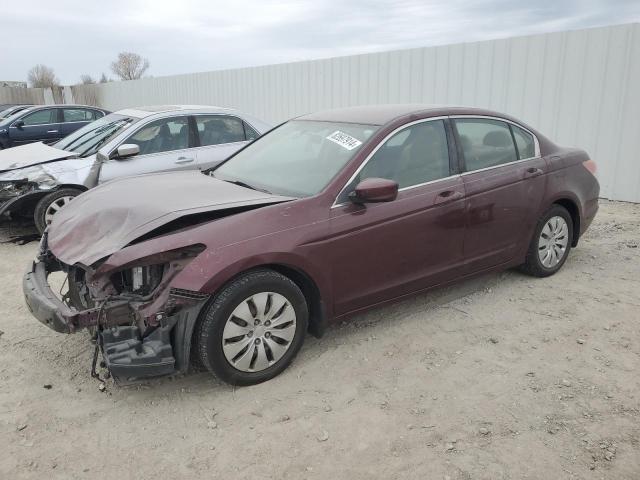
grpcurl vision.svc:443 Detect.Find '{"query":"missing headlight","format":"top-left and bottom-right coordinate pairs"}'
top-left (0, 180), bottom-right (34, 200)
top-left (111, 264), bottom-right (165, 296)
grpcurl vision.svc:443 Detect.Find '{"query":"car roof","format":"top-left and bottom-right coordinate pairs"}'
top-left (17, 104), bottom-right (107, 113)
top-left (0, 103), bottom-right (32, 109)
top-left (296, 104), bottom-right (516, 126)
top-left (114, 105), bottom-right (236, 119)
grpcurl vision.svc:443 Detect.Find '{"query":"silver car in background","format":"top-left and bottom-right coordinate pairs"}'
top-left (0, 105), bottom-right (271, 232)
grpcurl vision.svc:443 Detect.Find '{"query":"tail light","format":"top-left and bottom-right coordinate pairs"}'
top-left (582, 159), bottom-right (597, 175)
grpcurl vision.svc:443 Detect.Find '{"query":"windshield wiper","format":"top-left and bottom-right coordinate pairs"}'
top-left (78, 134), bottom-right (111, 157)
top-left (225, 179), bottom-right (271, 194)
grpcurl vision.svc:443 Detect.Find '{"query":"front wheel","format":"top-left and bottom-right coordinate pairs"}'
top-left (34, 188), bottom-right (83, 234)
top-left (195, 269), bottom-right (308, 386)
top-left (520, 204), bottom-right (573, 277)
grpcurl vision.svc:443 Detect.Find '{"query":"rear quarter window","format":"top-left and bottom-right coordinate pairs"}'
top-left (511, 124), bottom-right (536, 159)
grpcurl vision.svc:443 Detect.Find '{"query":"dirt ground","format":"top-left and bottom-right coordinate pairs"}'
top-left (0, 200), bottom-right (638, 480)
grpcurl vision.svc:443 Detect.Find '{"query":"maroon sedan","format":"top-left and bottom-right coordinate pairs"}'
top-left (23, 105), bottom-right (599, 385)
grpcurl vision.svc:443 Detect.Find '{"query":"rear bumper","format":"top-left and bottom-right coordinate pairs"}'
top-left (580, 197), bottom-right (599, 237)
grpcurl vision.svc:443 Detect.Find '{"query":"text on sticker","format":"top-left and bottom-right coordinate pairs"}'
top-left (326, 131), bottom-right (363, 150)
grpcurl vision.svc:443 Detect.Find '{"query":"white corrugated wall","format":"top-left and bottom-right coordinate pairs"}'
top-left (68, 22), bottom-right (640, 202)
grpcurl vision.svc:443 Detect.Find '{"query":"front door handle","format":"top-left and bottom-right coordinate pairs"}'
top-left (47, 130), bottom-right (59, 134)
top-left (435, 190), bottom-right (463, 205)
top-left (524, 167), bottom-right (543, 178)
top-left (175, 157), bottom-right (195, 164)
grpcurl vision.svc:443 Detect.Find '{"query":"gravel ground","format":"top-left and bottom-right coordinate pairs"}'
top-left (0, 200), bottom-right (639, 480)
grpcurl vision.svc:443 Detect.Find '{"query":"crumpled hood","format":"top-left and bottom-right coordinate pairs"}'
top-left (0, 142), bottom-right (77, 173)
top-left (47, 170), bottom-right (295, 266)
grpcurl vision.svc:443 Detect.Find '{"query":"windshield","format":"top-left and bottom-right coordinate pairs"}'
top-left (54, 113), bottom-right (139, 157)
top-left (213, 120), bottom-right (378, 197)
top-left (0, 107), bottom-right (34, 126)
top-left (0, 106), bottom-right (27, 120)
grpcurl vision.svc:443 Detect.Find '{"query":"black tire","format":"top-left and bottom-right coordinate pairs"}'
top-left (195, 269), bottom-right (308, 386)
top-left (34, 188), bottom-right (83, 234)
top-left (520, 204), bottom-right (574, 277)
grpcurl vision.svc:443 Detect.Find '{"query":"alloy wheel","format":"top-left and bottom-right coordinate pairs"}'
top-left (538, 215), bottom-right (569, 268)
top-left (222, 292), bottom-right (297, 372)
top-left (44, 196), bottom-right (75, 225)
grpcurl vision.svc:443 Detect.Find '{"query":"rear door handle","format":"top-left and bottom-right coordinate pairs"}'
top-left (47, 130), bottom-right (59, 134)
top-left (175, 157), bottom-right (195, 164)
top-left (435, 190), bottom-right (463, 205)
top-left (524, 167), bottom-right (543, 178)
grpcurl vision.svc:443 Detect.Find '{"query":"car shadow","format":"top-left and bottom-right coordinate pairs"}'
top-left (113, 268), bottom-right (519, 396)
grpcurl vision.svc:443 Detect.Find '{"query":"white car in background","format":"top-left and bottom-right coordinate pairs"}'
top-left (0, 105), bottom-right (271, 233)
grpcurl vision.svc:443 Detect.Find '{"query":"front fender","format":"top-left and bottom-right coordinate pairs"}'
top-left (0, 190), bottom-right (48, 216)
top-left (174, 249), bottom-right (333, 315)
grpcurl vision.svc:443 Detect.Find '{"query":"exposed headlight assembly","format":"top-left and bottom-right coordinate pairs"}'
top-left (112, 264), bottom-right (165, 296)
top-left (106, 244), bottom-right (206, 298)
top-left (0, 180), bottom-right (33, 199)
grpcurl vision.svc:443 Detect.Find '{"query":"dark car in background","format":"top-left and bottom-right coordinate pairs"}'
top-left (0, 104), bottom-right (33, 121)
top-left (23, 105), bottom-right (599, 387)
top-left (0, 104), bottom-right (109, 149)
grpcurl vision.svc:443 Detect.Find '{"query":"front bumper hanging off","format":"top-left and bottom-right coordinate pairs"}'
top-left (23, 251), bottom-right (131, 334)
top-left (22, 236), bottom-right (209, 381)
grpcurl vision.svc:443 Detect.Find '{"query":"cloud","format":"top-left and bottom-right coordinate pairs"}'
top-left (1, 0), bottom-right (638, 84)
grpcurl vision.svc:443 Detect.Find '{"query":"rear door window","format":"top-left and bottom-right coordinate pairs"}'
top-left (195, 115), bottom-right (247, 146)
top-left (454, 118), bottom-right (518, 171)
top-left (63, 108), bottom-right (96, 122)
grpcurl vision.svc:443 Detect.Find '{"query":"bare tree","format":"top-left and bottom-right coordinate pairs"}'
top-left (99, 73), bottom-right (110, 83)
top-left (110, 52), bottom-right (149, 81)
top-left (27, 64), bottom-right (59, 88)
top-left (79, 74), bottom-right (96, 85)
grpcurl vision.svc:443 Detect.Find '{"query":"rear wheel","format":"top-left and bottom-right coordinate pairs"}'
top-left (195, 269), bottom-right (308, 386)
top-left (520, 204), bottom-right (573, 277)
top-left (34, 188), bottom-right (82, 234)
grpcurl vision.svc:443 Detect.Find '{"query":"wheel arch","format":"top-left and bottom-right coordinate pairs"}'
top-left (186, 262), bottom-right (327, 374)
top-left (55, 183), bottom-right (88, 192)
top-left (264, 263), bottom-right (327, 338)
top-left (4, 184), bottom-right (88, 218)
top-left (551, 198), bottom-right (580, 247)
top-left (205, 263), bottom-right (327, 339)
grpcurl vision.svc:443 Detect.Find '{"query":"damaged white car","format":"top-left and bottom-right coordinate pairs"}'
top-left (0, 105), bottom-right (270, 233)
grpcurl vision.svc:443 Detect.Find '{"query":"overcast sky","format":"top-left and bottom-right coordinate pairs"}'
top-left (2, 0), bottom-right (639, 85)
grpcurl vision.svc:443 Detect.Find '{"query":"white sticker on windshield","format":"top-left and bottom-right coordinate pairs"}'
top-left (326, 131), bottom-right (363, 150)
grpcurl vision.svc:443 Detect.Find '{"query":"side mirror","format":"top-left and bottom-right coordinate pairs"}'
top-left (115, 143), bottom-right (140, 159)
top-left (13, 120), bottom-right (24, 129)
top-left (349, 178), bottom-right (399, 204)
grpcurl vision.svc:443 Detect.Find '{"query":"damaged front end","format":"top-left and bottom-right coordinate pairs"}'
top-left (0, 178), bottom-right (42, 218)
top-left (0, 160), bottom-right (89, 219)
top-left (23, 234), bottom-right (210, 382)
